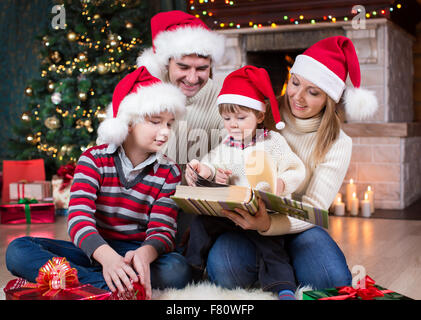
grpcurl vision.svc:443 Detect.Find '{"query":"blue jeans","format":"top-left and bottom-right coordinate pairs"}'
top-left (6, 237), bottom-right (191, 291)
top-left (207, 226), bottom-right (352, 290)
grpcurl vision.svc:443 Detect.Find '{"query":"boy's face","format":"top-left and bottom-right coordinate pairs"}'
top-left (168, 54), bottom-right (211, 98)
top-left (221, 108), bottom-right (264, 142)
top-left (129, 111), bottom-right (175, 153)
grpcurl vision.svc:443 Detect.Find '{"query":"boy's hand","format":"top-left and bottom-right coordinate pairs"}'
top-left (276, 178), bottom-right (285, 196)
top-left (186, 160), bottom-right (212, 186)
top-left (215, 168), bottom-right (232, 184)
top-left (93, 244), bottom-right (138, 293)
top-left (124, 245), bottom-right (158, 300)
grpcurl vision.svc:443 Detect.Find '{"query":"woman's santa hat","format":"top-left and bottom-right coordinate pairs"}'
top-left (97, 66), bottom-right (186, 145)
top-left (217, 65), bottom-right (285, 130)
top-left (136, 10), bottom-right (225, 79)
top-left (290, 36), bottom-right (378, 120)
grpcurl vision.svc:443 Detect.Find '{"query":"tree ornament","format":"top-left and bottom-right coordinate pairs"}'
top-left (47, 80), bottom-right (55, 93)
top-left (67, 31), bottom-right (77, 42)
top-left (25, 86), bottom-right (33, 96)
top-left (21, 112), bottom-right (31, 122)
top-left (44, 116), bottom-right (61, 130)
top-left (78, 92), bottom-right (88, 101)
top-left (51, 92), bottom-right (62, 105)
top-left (125, 22), bottom-right (133, 29)
top-left (77, 52), bottom-right (88, 61)
top-left (96, 109), bottom-right (107, 122)
top-left (42, 35), bottom-right (50, 47)
top-left (26, 134), bottom-right (36, 144)
top-left (97, 62), bottom-right (108, 74)
top-left (50, 51), bottom-right (62, 63)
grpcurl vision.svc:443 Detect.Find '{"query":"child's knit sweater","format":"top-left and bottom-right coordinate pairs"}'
top-left (67, 144), bottom-right (182, 258)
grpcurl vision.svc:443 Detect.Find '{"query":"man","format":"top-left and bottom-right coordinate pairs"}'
top-left (136, 10), bottom-right (226, 165)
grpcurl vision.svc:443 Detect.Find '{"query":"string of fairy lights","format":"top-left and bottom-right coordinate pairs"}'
top-left (188, 0), bottom-right (404, 29)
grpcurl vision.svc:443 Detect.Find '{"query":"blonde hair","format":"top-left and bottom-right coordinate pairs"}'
top-left (219, 103), bottom-right (265, 129)
top-left (264, 94), bottom-right (343, 165)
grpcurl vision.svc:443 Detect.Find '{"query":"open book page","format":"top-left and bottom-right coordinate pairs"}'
top-left (187, 163), bottom-right (228, 188)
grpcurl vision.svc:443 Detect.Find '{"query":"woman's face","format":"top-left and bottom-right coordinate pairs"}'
top-left (286, 74), bottom-right (328, 119)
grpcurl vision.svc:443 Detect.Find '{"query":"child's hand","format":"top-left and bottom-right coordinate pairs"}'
top-left (93, 244), bottom-right (138, 293)
top-left (186, 160), bottom-right (212, 186)
top-left (124, 245), bottom-right (158, 300)
top-left (215, 168), bottom-right (232, 184)
top-left (276, 178), bottom-right (285, 196)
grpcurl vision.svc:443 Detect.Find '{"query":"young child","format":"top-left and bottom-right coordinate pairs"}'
top-left (185, 65), bottom-right (305, 300)
top-left (6, 67), bottom-right (191, 300)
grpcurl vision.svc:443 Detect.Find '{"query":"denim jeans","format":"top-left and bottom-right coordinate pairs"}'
top-left (6, 237), bottom-right (191, 291)
top-left (206, 226), bottom-right (352, 290)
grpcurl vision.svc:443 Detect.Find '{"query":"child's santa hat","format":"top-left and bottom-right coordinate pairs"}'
top-left (290, 36), bottom-right (378, 120)
top-left (217, 65), bottom-right (285, 130)
top-left (97, 66), bottom-right (186, 145)
top-left (136, 10), bottom-right (225, 79)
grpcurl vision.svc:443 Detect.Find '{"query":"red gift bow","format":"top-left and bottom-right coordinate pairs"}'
top-left (318, 276), bottom-right (394, 300)
top-left (56, 163), bottom-right (76, 191)
top-left (25, 257), bottom-right (79, 296)
top-left (108, 280), bottom-right (147, 300)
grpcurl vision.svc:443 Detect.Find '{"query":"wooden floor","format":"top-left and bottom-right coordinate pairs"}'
top-left (1, 215), bottom-right (421, 299)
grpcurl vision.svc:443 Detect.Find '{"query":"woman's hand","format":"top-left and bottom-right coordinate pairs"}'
top-left (93, 244), bottom-right (138, 294)
top-left (221, 198), bottom-right (271, 233)
top-left (215, 168), bottom-right (232, 184)
top-left (124, 245), bottom-right (158, 300)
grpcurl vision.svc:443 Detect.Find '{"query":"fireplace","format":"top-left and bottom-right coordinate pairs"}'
top-left (213, 18), bottom-right (421, 210)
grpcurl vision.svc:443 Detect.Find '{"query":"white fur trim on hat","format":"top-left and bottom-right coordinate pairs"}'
top-left (217, 94), bottom-right (266, 112)
top-left (136, 47), bottom-right (166, 80)
top-left (344, 87), bottom-right (378, 121)
top-left (154, 26), bottom-right (225, 65)
top-left (290, 54), bottom-right (345, 103)
top-left (96, 82), bottom-right (186, 145)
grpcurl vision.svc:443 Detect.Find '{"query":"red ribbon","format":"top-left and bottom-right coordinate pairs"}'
top-left (318, 276), bottom-right (394, 300)
top-left (56, 163), bottom-right (76, 191)
top-left (24, 257), bottom-right (79, 296)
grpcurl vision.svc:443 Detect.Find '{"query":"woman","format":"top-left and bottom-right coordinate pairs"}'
top-left (205, 36), bottom-right (378, 290)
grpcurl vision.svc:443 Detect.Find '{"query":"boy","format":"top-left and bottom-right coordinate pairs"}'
top-left (6, 67), bottom-right (191, 300)
top-left (184, 66), bottom-right (305, 300)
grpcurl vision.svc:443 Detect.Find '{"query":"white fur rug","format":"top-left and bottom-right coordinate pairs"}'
top-left (1, 281), bottom-right (311, 300)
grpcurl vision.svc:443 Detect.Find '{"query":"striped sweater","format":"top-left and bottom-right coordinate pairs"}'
top-left (67, 144), bottom-right (182, 258)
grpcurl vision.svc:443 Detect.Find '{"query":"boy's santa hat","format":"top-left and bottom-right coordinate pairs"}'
top-left (97, 66), bottom-right (186, 146)
top-left (290, 36), bottom-right (378, 120)
top-left (136, 10), bottom-right (225, 79)
top-left (217, 65), bottom-right (285, 130)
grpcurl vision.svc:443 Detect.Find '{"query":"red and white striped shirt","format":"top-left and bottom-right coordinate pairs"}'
top-left (67, 144), bottom-right (181, 258)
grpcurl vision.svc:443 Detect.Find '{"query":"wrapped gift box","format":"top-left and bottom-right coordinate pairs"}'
top-left (52, 175), bottom-right (72, 209)
top-left (0, 201), bottom-right (55, 224)
top-left (303, 277), bottom-right (412, 300)
top-left (4, 278), bottom-right (111, 300)
top-left (9, 181), bottom-right (52, 201)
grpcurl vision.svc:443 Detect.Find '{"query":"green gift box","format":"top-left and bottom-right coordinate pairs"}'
top-left (303, 277), bottom-right (412, 300)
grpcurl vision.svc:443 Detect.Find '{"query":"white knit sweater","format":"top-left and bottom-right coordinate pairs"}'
top-left (200, 130), bottom-right (306, 197)
top-left (259, 111), bottom-right (352, 235)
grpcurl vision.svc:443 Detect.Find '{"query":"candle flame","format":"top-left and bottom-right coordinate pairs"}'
top-left (367, 185), bottom-right (372, 191)
top-left (337, 196), bottom-right (342, 204)
top-left (352, 192), bottom-right (356, 199)
top-left (364, 192), bottom-right (368, 200)
top-left (350, 178), bottom-right (354, 184)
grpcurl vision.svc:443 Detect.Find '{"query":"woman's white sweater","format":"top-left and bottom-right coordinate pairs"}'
top-left (259, 112), bottom-right (352, 236)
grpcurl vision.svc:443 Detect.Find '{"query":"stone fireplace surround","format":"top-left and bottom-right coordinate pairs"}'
top-left (213, 18), bottom-right (421, 210)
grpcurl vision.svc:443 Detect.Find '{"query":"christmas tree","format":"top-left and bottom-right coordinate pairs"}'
top-left (6, 0), bottom-right (151, 177)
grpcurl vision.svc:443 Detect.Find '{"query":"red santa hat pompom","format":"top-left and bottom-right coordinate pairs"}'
top-left (136, 10), bottom-right (225, 79)
top-left (290, 36), bottom-right (378, 120)
top-left (97, 67), bottom-right (186, 145)
top-left (217, 65), bottom-right (285, 130)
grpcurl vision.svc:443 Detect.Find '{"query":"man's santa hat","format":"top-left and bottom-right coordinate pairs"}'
top-left (217, 65), bottom-right (285, 130)
top-left (290, 36), bottom-right (378, 120)
top-left (97, 67), bottom-right (185, 145)
top-left (136, 10), bottom-right (225, 79)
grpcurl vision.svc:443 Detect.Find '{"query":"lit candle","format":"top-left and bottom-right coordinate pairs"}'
top-left (366, 185), bottom-right (374, 213)
top-left (350, 192), bottom-right (359, 216)
top-left (346, 179), bottom-right (357, 211)
top-left (334, 193), bottom-right (345, 216)
top-left (361, 192), bottom-right (371, 218)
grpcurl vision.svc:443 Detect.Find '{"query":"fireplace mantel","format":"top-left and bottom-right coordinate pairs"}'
top-left (342, 122), bottom-right (421, 137)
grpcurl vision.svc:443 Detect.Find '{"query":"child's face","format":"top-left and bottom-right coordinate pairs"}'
top-left (128, 111), bottom-right (175, 153)
top-left (286, 74), bottom-right (328, 119)
top-left (221, 108), bottom-right (264, 142)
